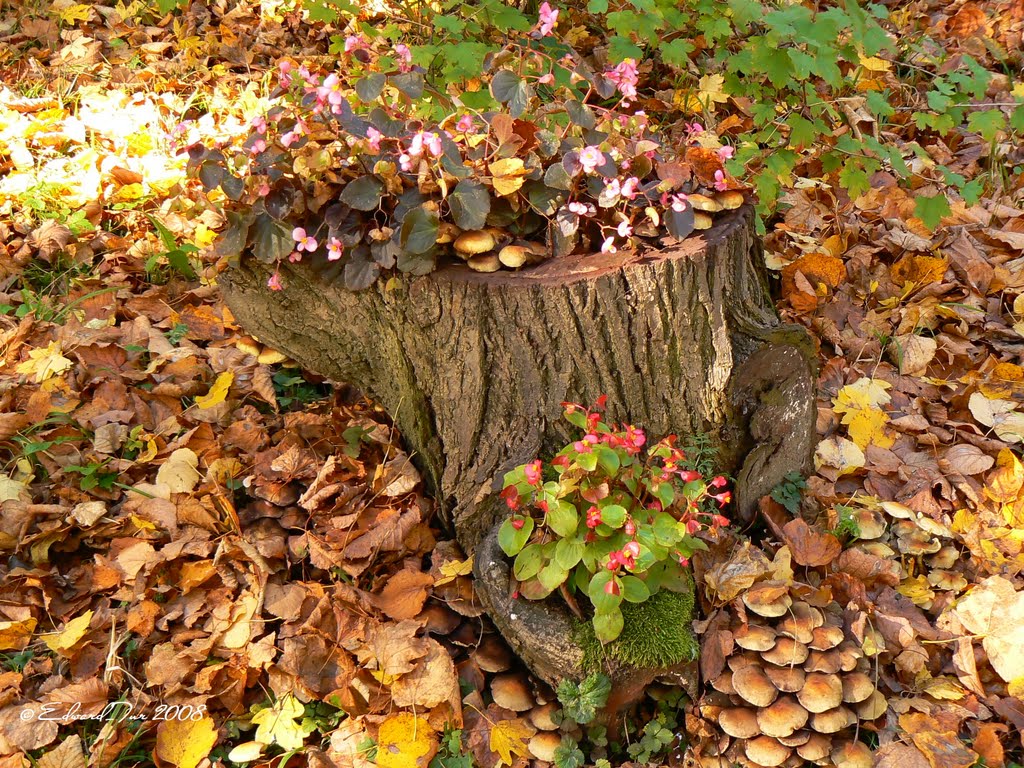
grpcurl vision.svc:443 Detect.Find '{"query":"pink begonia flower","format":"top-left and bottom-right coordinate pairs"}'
top-left (524, 460), bottom-right (542, 485)
top-left (604, 178), bottom-right (621, 198)
top-left (538, 2), bottom-right (558, 36)
top-left (620, 177), bottom-right (640, 199)
top-left (250, 139), bottom-right (266, 154)
top-left (281, 131), bottom-right (298, 147)
top-left (538, 72), bottom-right (554, 85)
top-left (394, 44), bottom-right (412, 72)
top-left (604, 579), bottom-right (620, 596)
top-left (318, 73), bottom-right (344, 106)
top-left (252, 115), bottom-right (267, 134)
top-left (578, 146), bottom-right (605, 174)
top-left (670, 193), bottom-right (689, 212)
top-left (606, 58), bottom-right (639, 102)
top-left (712, 491), bottom-right (732, 507)
top-left (400, 131), bottom-right (444, 171)
top-left (714, 169), bottom-right (729, 191)
top-left (710, 475), bottom-right (728, 488)
top-left (267, 271), bottom-right (283, 291)
top-left (601, 236), bottom-right (617, 254)
top-left (344, 34), bottom-right (368, 53)
top-left (278, 60), bottom-right (293, 87)
top-left (366, 126), bottom-right (384, 151)
top-left (567, 201), bottom-right (594, 216)
top-left (327, 238), bottom-right (344, 261)
top-left (717, 145), bottom-right (735, 161)
top-left (456, 115), bottom-right (475, 133)
top-left (257, 182), bottom-right (270, 197)
top-left (586, 506), bottom-right (603, 529)
top-left (616, 220), bottom-right (632, 238)
top-left (678, 470), bottom-right (700, 483)
top-left (292, 228), bottom-right (318, 252)
top-left (288, 251), bottom-right (302, 263)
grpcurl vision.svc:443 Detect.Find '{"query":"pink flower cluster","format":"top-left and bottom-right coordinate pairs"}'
top-left (605, 58), bottom-right (639, 103)
top-left (399, 131), bottom-right (443, 171)
top-left (537, 2), bottom-right (559, 36)
top-left (606, 541), bottom-right (640, 571)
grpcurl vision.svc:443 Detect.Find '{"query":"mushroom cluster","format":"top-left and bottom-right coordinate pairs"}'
top-left (700, 582), bottom-right (882, 768)
top-left (444, 226), bottom-right (550, 272)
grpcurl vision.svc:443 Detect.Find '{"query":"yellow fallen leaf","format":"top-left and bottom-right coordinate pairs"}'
top-left (253, 693), bottom-right (310, 751)
top-left (377, 712), bottom-right (437, 768)
top-left (917, 675), bottom-right (965, 700)
top-left (43, 611), bottom-right (93, 653)
top-left (155, 448), bottom-right (201, 494)
top-left (155, 714), bottom-right (218, 768)
top-left (489, 158), bottom-right (527, 197)
top-left (15, 341), bottom-right (73, 383)
top-left (985, 449), bottom-right (1023, 504)
top-left (55, 3), bottom-right (93, 24)
top-left (195, 371), bottom-right (233, 409)
top-left (697, 73), bottom-right (729, 108)
top-left (859, 55), bottom-right (891, 71)
top-left (897, 575), bottom-right (935, 607)
top-left (489, 719), bottom-right (533, 767)
top-left (0, 618), bottom-right (37, 651)
top-left (435, 556), bottom-right (474, 586)
top-left (833, 377), bottom-right (895, 449)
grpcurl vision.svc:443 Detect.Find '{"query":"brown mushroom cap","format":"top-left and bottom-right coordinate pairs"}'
top-left (735, 624), bottom-right (778, 652)
top-left (454, 230), bottom-right (495, 255)
top-left (745, 736), bottom-right (792, 767)
top-left (468, 254), bottom-right (501, 272)
top-left (529, 732), bottom-right (562, 762)
top-left (798, 673), bottom-right (844, 714)
top-left (757, 696), bottom-right (810, 739)
top-left (808, 625), bottom-right (845, 651)
top-left (777, 731), bottom-right (812, 748)
top-left (841, 672), bottom-right (875, 704)
top-left (720, 707), bottom-right (761, 739)
top-left (856, 690), bottom-right (887, 720)
top-left (712, 670), bottom-right (737, 696)
top-left (804, 650), bottom-right (842, 674)
top-left (836, 641), bottom-right (863, 672)
top-left (716, 190), bottom-right (746, 210)
top-left (765, 665), bottom-right (806, 693)
top-left (778, 603), bottom-right (824, 644)
top-left (743, 584), bottom-right (794, 618)
top-left (693, 211), bottom-right (715, 230)
top-left (473, 635), bottom-right (513, 673)
top-left (436, 222), bottom-right (461, 244)
top-left (763, 637), bottom-right (809, 667)
top-left (733, 665), bottom-right (779, 708)
top-left (928, 545), bottom-right (960, 569)
top-left (831, 739), bottom-right (873, 768)
top-left (529, 702), bottom-right (560, 731)
top-left (810, 706), bottom-right (855, 734)
top-left (689, 193), bottom-right (725, 212)
top-left (490, 673), bottom-right (534, 711)
top-left (796, 733), bottom-right (833, 762)
top-left (498, 245), bottom-right (530, 269)
top-left (729, 653), bottom-right (763, 672)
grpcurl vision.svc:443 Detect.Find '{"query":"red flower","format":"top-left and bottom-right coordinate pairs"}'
top-left (551, 455), bottom-right (571, 469)
top-left (586, 506), bottom-right (603, 529)
top-left (623, 541), bottom-right (640, 558)
top-left (524, 460), bottom-right (543, 485)
top-left (712, 491), bottom-right (732, 508)
top-left (536, 499), bottom-right (549, 514)
top-left (677, 554), bottom-right (689, 567)
top-left (501, 485), bottom-right (520, 510)
top-left (594, 395), bottom-right (608, 411)
top-left (712, 514), bottom-right (730, 527)
top-left (710, 475), bottom-right (728, 489)
top-left (678, 470), bottom-right (701, 483)
top-left (625, 425), bottom-right (646, 449)
top-left (624, 518), bottom-right (636, 536)
top-left (511, 517), bottom-right (525, 530)
top-left (686, 518), bottom-right (700, 534)
top-left (604, 579), bottom-right (620, 596)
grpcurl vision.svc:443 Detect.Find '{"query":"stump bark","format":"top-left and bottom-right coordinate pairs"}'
top-left (222, 206), bottom-right (816, 556)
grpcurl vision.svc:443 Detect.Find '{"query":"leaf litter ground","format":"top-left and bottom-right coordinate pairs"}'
top-left (0, 1), bottom-right (1022, 767)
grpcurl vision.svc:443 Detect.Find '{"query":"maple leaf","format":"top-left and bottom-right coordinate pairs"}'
top-left (253, 693), bottom-right (312, 751)
top-left (833, 377), bottom-right (895, 450)
top-left (489, 719), bottom-right (533, 767)
top-left (14, 340), bottom-right (72, 383)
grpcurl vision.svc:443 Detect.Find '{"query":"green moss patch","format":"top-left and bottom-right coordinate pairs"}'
top-left (576, 585), bottom-right (698, 672)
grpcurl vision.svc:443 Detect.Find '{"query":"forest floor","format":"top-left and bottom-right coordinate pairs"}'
top-left (0, 1), bottom-right (1023, 767)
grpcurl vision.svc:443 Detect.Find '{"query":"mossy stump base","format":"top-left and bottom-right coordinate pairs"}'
top-left (222, 206), bottom-right (816, 699)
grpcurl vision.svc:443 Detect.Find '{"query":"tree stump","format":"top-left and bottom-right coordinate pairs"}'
top-left (221, 206), bottom-right (816, 691)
